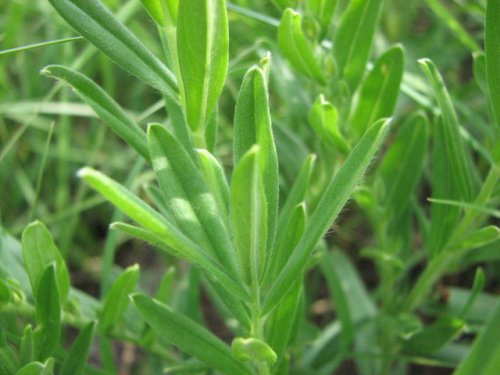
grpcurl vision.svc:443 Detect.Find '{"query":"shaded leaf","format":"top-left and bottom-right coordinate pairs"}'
top-left (60, 322), bottom-right (95, 375)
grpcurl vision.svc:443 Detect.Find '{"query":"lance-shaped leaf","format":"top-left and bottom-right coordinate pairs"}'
top-left (278, 8), bottom-right (326, 84)
top-left (148, 124), bottom-right (237, 275)
top-left (231, 146), bottom-right (268, 285)
top-left (48, 0), bottom-right (177, 98)
top-left (22, 221), bottom-right (70, 303)
top-left (234, 66), bottom-right (279, 255)
top-left (140, 0), bottom-right (165, 25)
top-left (486, 0), bottom-right (500, 126)
top-left (308, 95), bottom-right (349, 154)
top-left (19, 325), bottom-right (35, 366)
top-left (177, 0), bottom-right (228, 132)
top-left (133, 294), bottom-right (251, 375)
top-left (420, 58), bottom-right (477, 203)
top-left (263, 118), bottom-right (391, 313)
top-left (333, 0), bottom-right (384, 92)
top-left (17, 358), bottom-right (54, 375)
top-left (350, 45), bottom-right (404, 136)
top-left (60, 322), bottom-right (95, 375)
top-left (34, 265), bottom-right (61, 361)
top-left (307, 0), bottom-right (338, 35)
top-left (78, 167), bottom-right (249, 300)
top-left (99, 264), bottom-right (140, 333)
top-left (41, 65), bottom-right (149, 161)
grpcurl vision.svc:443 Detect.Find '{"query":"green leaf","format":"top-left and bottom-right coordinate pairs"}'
top-left (99, 264), bottom-right (140, 333)
top-left (19, 325), bottom-right (35, 366)
top-left (307, 0), bottom-right (338, 35)
top-left (60, 322), bottom-right (95, 375)
top-left (34, 265), bottom-right (61, 361)
top-left (16, 358), bottom-right (54, 375)
top-left (231, 146), bottom-right (268, 285)
top-left (21, 221), bottom-right (70, 303)
top-left (177, 0), bottom-right (228, 132)
top-left (263, 118), bottom-right (390, 313)
top-left (278, 8), bottom-right (326, 84)
top-left (140, 0), bottom-right (165, 25)
top-left (419, 58), bottom-right (477, 203)
top-left (486, 0), bottom-right (500, 126)
top-left (231, 337), bottom-right (277, 365)
top-left (0, 279), bottom-right (10, 304)
top-left (148, 124), bottom-right (237, 276)
top-left (196, 149), bottom-right (230, 221)
top-left (234, 66), bottom-right (279, 255)
top-left (132, 294), bottom-right (251, 375)
top-left (473, 52), bottom-right (488, 94)
top-left (450, 225), bottom-right (500, 252)
top-left (333, 0), bottom-right (384, 92)
top-left (308, 95), bottom-right (349, 154)
top-left (402, 315), bottom-right (464, 355)
top-left (454, 301), bottom-right (500, 375)
top-left (350, 45), bottom-right (404, 136)
top-left (379, 113), bottom-right (428, 218)
top-left (48, 0), bottom-right (177, 97)
top-left (41, 65), bottom-right (149, 161)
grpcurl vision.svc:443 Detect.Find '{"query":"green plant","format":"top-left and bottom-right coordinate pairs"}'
top-left (1, 0), bottom-right (499, 374)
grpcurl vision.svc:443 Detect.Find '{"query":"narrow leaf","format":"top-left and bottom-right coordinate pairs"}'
top-left (177, 0), bottom-right (228, 132)
top-left (350, 45), bottom-right (404, 136)
top-left (454, 301), bottom-right (500, 375)
top-left (48, 0), bottom-right (177, 97)
top-left (16, 358), bottom-right (54, 375)
top-left (22, 221), bottom-right (70, 303)
top-left (486, 0), bottom-right (500, 126)
top-left (231, 146), bottom-right (268, 285)
top-left (307, 0), bottom-right (338, 35)
top-left (333, 0), bottom-right (384, 92)
top-left (41, 65), bottom-right (149, 160)
top-left (234, 66), bottom-right (279, 254)
top-left (60, 322), bottom-right (95, 375)
top-left (278, 8), bottom-right (326, 84)
top-left (148, 124), bottom-right (237, 275)
top-left (133, 294), bottom-right (251, 375)
top-left (264, 118), bottom-right (390, 313)
top-left (140, 0), bottom-right (165, 25)
top-left (34, 265), bottom-right (61, 361)
top-left (99, 265), bottom-right (140, 333)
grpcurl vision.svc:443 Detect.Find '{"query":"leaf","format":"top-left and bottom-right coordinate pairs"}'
top-left (473, 52), bottom-right (488, 94)
top-left (140, 0), bottom-right (165, 25)
top-left (48, 0), bottom-right (177, 97)
top-left (402, 316), bottom-right (464, 355)
top-left (60, 322), bottom-right (95, 375)
top-left (308, 95), bottom-right (349, 154)
top-left (16, 358), bottom-right (54, 375)
top-left (132, 294), bottom-right (251, 375)
top-left (231, 146), bottom-right (268, 285)
top-left (19, 325), bottom-right (35, 366)
top-left (21, 221), bottom-right (70, 303)
top-left (263, 118), bottom-right (390, 313)
top-left (278, 8), bottom-right (326, 84)
top-left (177, 0), bottom-right (228, 132)
top-left (231, 337), bottom-right (277, 365)
top-left (419, 58), bottom-right (477, 203)
top-left (307, 0), bottom-right (338, 35)
top-left (450, 225), bottom-right (500, 252)
top-left (454, 301), bottom-right (500, 375)
top-left (486, 0), bottom-right (500, 126)
top-left (148, 124), bottom-right (237, 276)
top-left (333, 0), bottom-right (384, 92)
top-left (34, 265), bottom-right (61, 361)
top-left (379, 113), bottom-right (428, 218)
top-left (99, 264), bottom-right (140, 333)
top-left (196, 149), bottom-right (230, 221)
top-left (79, 168), bottom-right (249, 300)
top-left (41, 65), bottom-right (149, 161)
top-left (234, 66), bottom-right (279, 255)
top-left (350, 45), bottom-right (404, 136)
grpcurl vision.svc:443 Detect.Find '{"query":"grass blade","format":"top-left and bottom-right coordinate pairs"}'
top-left (132, 294), bottom-right (251, 375)
top-left (486, 0), bottom-right (500, 126)
top-left (263, 118), bottom-right (391, 313)
top-left (333, 0), bottom-right (384, 92)
top-left (177, 0), bottom-right (228, 133)
top-left (41, 65), bottom-right (149, 161)
top-left (48, 0), bottom-right (177, 97)
top-left (350, 45), bottom-right (404, 136)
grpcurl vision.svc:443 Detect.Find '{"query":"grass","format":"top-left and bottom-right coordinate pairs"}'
top-left (0, 0), bottom-right (499, 374)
